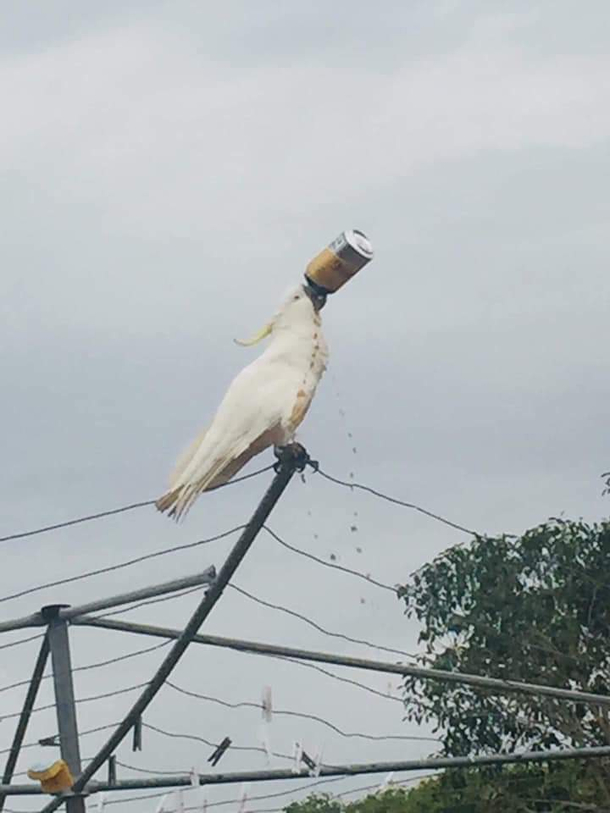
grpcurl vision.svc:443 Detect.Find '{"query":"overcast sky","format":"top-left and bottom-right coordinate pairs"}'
top-left (1, 2), bottom-right (609, 811)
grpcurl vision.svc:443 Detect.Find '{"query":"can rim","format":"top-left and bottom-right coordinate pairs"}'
top-left (345, 229), bottom-right (374, 258)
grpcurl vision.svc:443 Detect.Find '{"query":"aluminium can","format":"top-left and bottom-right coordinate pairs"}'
top-left (305, 229), bottom-right (374, 293)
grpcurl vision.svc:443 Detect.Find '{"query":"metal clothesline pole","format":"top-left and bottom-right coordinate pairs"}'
top-left (45, 609), bottom-right (85, 813)
top-left (39, 445), bottom-right (305, 813)
top-left (4, 745), bottom-right (610, 796)
top-left (0, 568), bottom-right (217, 634)
top-left (73, 616), bottom-right (610, 709)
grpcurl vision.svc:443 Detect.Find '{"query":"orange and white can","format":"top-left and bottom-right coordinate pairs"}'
top-left (305, 230), bottom-right (374, 294)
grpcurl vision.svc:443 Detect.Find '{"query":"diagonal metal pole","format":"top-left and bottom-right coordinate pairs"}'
top-left (0, 634), bottom-right (50, 813)
top-left (40, 445), bottom-right (305, 813)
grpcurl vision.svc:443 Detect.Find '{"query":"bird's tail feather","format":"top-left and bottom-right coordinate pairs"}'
top-left (155, 453), bottom-right (238, 521)
top-left (155, 425), bottom-right (279, 521)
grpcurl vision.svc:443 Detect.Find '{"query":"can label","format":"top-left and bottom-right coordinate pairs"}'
top-left (305, 230), bottom-right (373, 293)
top-left (306, 248), bottom-right (357, 292)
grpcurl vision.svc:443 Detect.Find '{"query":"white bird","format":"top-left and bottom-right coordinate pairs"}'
top-left (156, 284), bottom-right (328, 519)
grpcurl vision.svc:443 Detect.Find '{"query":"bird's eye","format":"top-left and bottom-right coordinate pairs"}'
top-left (293, 294), bottom-right (300, 301)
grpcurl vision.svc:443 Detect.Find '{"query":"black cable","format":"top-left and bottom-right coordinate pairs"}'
top-left (93, 585), bottom-right (205, 619)
top-left (0, 640), bottom-right (170, 696)
top-left (0, 673), bottom-right (43, 696)
top-left (0, 738), bottom-right (42, 757)
top-left (206, 775), bottom-right (346, 807)
top-left (263, 526), bottom-right (396, 593)
top-left (166, 681), bottom-right (258, 710)
top-left (0, 589), bottom-right (211, 705)
top-left (105, 774), bottom-right (348, 807)
top-left (316, 468), bottom-right (477, 536)
top-left (0, 632), bottom-right (45, 652)
top-left (74, 639), bottom-right (170, 672)
top-left (181, 773), bottom-right (435, 813)
top-left (0, 466), bottom-right (274, 546)
top-left (165, 681), bottom-right (436, 743)
top-left (0, 526), bottom-right (244, 605)
top-left (142, 721), bottom-right (229, 750)
top-left (0, 722), bottom-right (121, 757)
top-left (333, 772), bottom-right (437, 799)
top-left (0, 499), bottom-right (155, 545)
top-left (143, 722), bottom-right (293, 761)
top-left (205, 775), bottom-right (346, 807)
top-left (271, 656), bottom-right (403, 705)
top-left (79, 721), bottom-right (122, 738)
top-left (75, 682), bottom-right (149, 706)
top-left (0, 589), bottom-right (214, 703)
top-left (0, 683), bottom-right (147, 723)
top-left (114, 761), bottom-right (185, 776)
top-left (103, 790), bottom-right (172, 806)
top-left (229, 583), bottom-right (417, 660)
top-left (103, 790), bottom-right (171, 806)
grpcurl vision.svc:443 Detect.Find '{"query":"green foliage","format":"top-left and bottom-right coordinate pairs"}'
top-left (284, 761), bottom-right (610, 813)
top-left (397, 518), bottom-right (610, 757)
top-left (287, 519), bottom-right (610, 813)
top-left (286, 794), bottom-right (343, 813)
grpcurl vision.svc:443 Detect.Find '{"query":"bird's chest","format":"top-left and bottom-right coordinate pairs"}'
top-left (285, 326), bottom-right (328, 431)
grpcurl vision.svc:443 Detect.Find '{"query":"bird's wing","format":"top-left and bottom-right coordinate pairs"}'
top-left (156, 360), bottom-right (293, 519)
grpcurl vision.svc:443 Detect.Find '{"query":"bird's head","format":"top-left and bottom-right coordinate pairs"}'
top-left (235, 284), bottom-right (326, 347)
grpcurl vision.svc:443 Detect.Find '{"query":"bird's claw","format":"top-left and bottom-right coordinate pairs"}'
top-left (273, 443), bottom-right (311, 473)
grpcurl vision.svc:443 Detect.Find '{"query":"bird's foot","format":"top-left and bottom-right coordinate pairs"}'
top-left (273, 443), bottom-right (311, 473)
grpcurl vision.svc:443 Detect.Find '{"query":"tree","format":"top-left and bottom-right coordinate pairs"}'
top-left (397, 518), bottom-right (610, 800)
top-left (284, 762), bottom-right (610, 813)
top-left (287, 520), bottom-right (610, 813)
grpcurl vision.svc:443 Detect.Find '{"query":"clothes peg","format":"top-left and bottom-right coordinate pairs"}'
top-left (300, 750), bottom-right (317, 773)
top-left (257, 684), bottom-right (273, 764)
top-left (207, 736), bottom-right (231, 767)
top-left (107, 755), bottom-right (117, 786)
top-left (38, 735), bottom-right (59, 748)
top-left (377, 772), bottom-right (394, 793)
top-left (311, 745), bottom-right (324, 778)
top-left (261, 686), bottom-right (272, 722)
top-left (292, 742), bottom-right (303, 774)
top-left (132, 716), bottom-right (143, 751)
top-left (259, 724), bottom-right (272, 763)
top-left (237, 783), bottom-right (249, 813)
top-left (155, 793), bottom-right (170, 813)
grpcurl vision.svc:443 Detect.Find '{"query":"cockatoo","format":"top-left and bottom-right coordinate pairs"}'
top-left (156, 284), bottom-right (328, 519)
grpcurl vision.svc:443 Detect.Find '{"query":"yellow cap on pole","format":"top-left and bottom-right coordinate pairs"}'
top-left (27, 759), bottom-right (74, 793)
